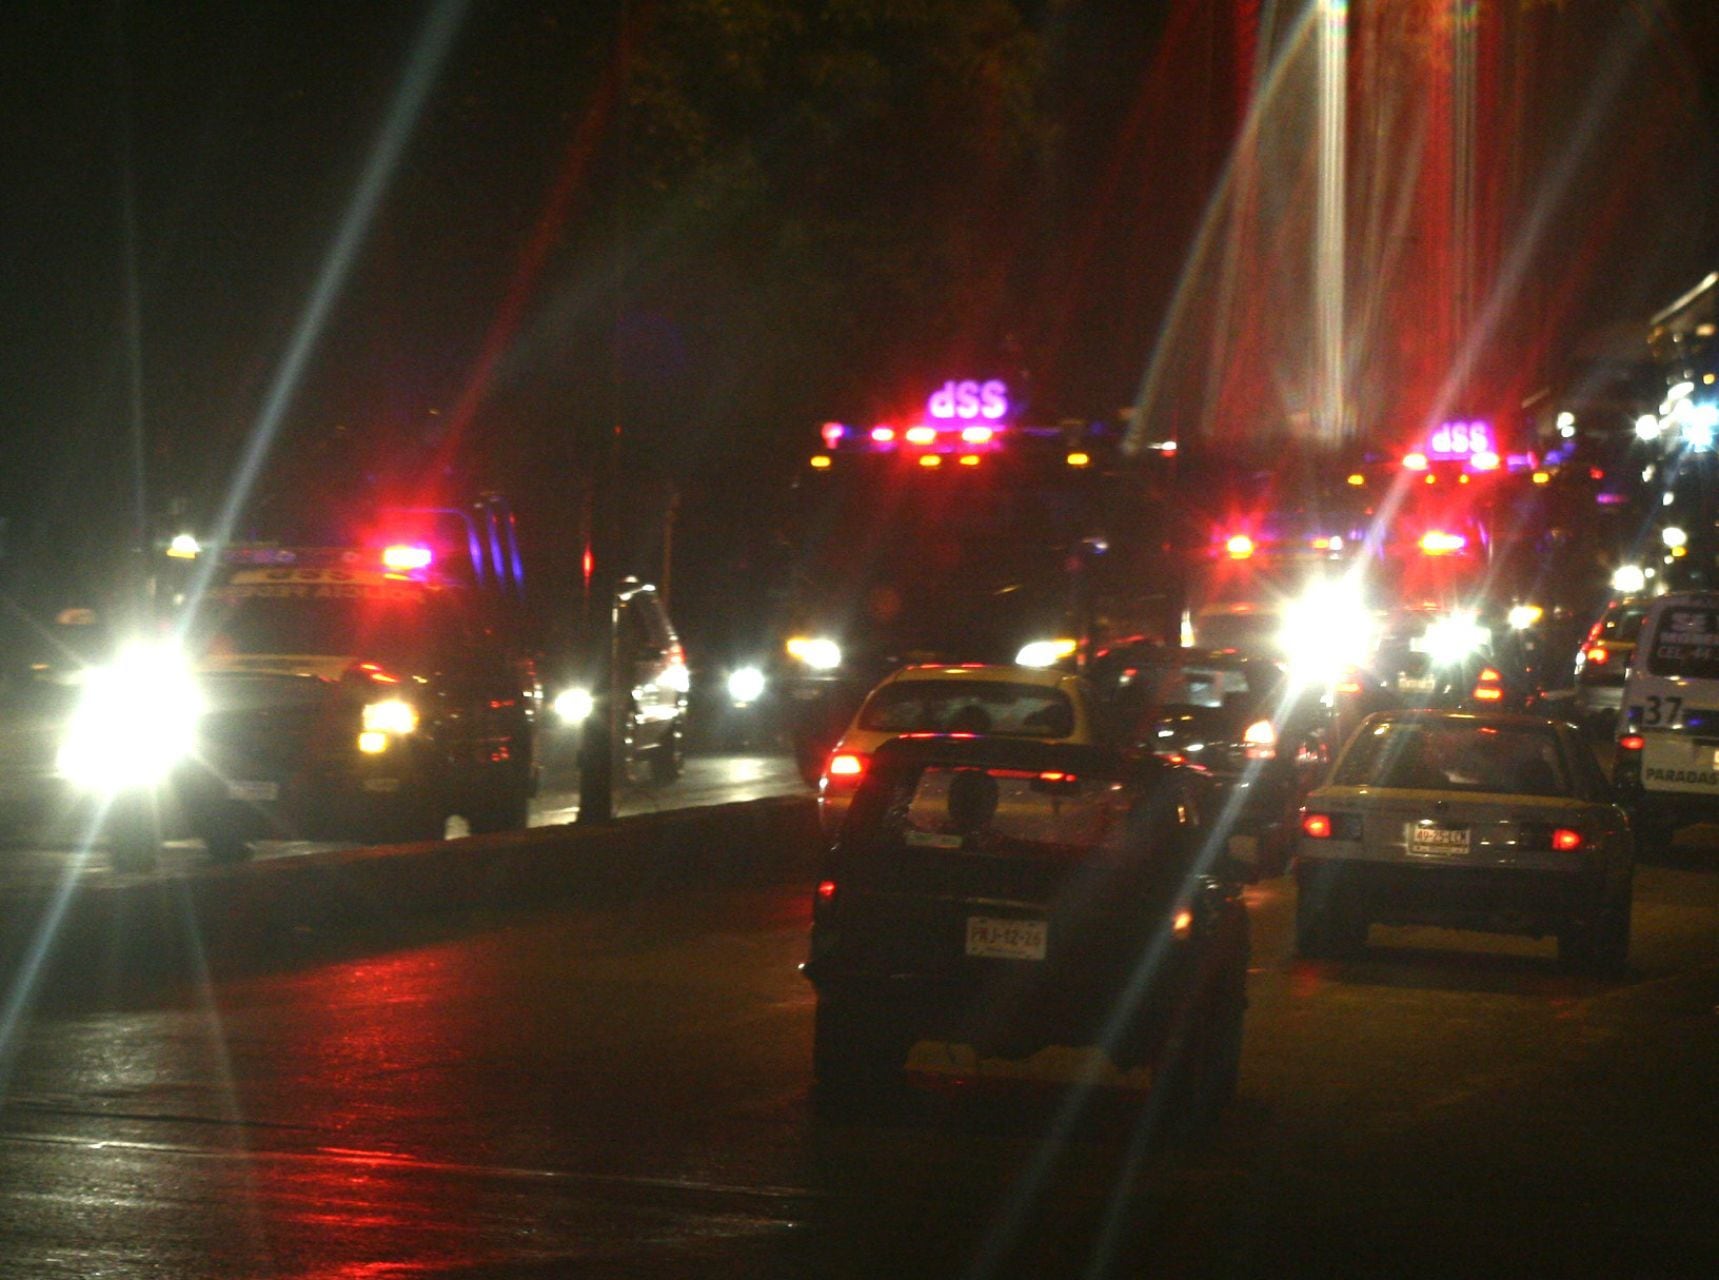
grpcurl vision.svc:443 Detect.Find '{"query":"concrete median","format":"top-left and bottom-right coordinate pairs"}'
top-left (0, 796), bottom-right (823, 993)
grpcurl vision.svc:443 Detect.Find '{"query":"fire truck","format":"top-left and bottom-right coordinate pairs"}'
top-left (759, 378), bottom-right (1171, 781)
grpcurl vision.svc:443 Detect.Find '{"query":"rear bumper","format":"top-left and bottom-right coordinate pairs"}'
top-left (1296, 856), bottom-right (1610, 932)
top-left (805, 893), bottom-right (1245, 1058)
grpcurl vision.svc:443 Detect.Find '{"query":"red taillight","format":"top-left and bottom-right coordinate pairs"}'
top-left (1336, 678), bottom-right (1362, 695)
top-left (1302, 813), bottom-right (1333, 839)
top-left (816, 879), bottom-right (838, 901)
top-left (1551, 828), bottom-right (1583, 852)
top-left (1617, 734), bottom-right (1645, 753)
top-left (1472, 667), bottom-right (1503, 702)
top-left (822, 752), bottom-right (869, 790)
top-left (1585, 646), bottom-right (1608, 665)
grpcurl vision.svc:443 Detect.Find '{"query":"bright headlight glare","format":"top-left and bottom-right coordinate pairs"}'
top-left (1278, 581), bottom-right (1379, 685)
top-left (553, 687), bottom-right (596, 724)
top-left (1612, 564), bottom-right (1647, 595)
top-left (56, 642), bottom-right (203, 793)
top-left (361, 698), bottom-right (419, 735)
top-left (1508, 604), bottom-right (1543, 630)
top-left (1016, 638), bottom-right (1078, 668)
top-left (1423, 611), bottom-right (1491, 667)
top-left (727, 666), bottom-right (767, 705)
top-left (786, 636), bottom-right (842, 671)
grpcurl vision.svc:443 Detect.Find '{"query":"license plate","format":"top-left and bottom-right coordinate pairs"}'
top-left (227, 780), bottom-right (279, 802)
top-left (965, 916), bottom-right (1047, 961)
top-left (1397, 674), bottom-right (1436, 694)
top-left (1406, 822), bottom-right (1469, 855)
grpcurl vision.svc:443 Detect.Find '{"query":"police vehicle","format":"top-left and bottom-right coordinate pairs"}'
top-left (1612, 590), bottom-right (1719, 851)
top-left (57, 539), bottom-right (541, 869)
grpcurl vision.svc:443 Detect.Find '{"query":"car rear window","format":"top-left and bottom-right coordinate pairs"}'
top-left (1600, 606), bottom-right (1647, 643)
top-left (880, 764), bottom-right (1130, 857)
top-left (857, 681), bottom-right (1076, 737)
top-left (1122, 663), bottom-right (1259, 709)
top-left (1644, 606), bottom-right (1719, 678)
top-left (1333, 721), bottom-right (1571, 796)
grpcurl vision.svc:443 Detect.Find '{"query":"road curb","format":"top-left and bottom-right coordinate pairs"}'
top-left (0, 796), bottom-right (822, 989)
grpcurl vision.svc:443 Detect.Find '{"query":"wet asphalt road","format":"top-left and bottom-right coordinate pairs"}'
top-left (0, 816), bottom-right (1714, 1278)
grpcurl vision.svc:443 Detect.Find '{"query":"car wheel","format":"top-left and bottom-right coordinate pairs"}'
top-left (812, 995), bottom-right (910, 1100)
top-left (649, 719), bottom-right (684, 784)
top-left (1295, 888), bottom-right (1367, 959)
top-left (1559, 875), bottom-right (1632, 977)
top-left (202, 828), bottom-right (253, 864)
top-left (108, 794), bottom-right (159, 873)
top-left (466, 777), bottom-right (531, 835)
top-left (1161, 952), bottom-right (1247, 1138)
top-left (1629, 810), bottom-right (1677, 857)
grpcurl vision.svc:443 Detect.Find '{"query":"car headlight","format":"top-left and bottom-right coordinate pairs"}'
top-left (553, 687), bottom-right (596, 724)
top-left (1421, 611), bottom-right (1491, 668)
top-left (786, 636), bottom-right (842, 671)
top-left (1016, 638), bottom-right (1079, 668)
top-left (727, 666), bottom-right (767, 705)
top-left (1507, 604), bottom-right (1543, 630)
top-left (361, 698), bottom-right (419, 736)
top-left (56, 641), bottom-right (204, 793)
top-left (1611, 564), bottom-right (1647, 595)
top-left (1278, 579), bottom-right (1379, 686)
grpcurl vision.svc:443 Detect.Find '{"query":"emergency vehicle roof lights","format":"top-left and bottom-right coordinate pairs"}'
top-left (960, 425), bottom-right (994, 445)
top-left (381, 544), bottom-right (433, 571)
top-left (821, 422), bottom-right (846, 449)
top-left (1419, 531), bottom-right (1467, 555)
top-left (1470, 451), bottom-right (1501, 471)
top-left (870, 425), bottom-right (896, 444)
top-left (1403, 452), bottom-right (1429, 471)
top-left (904, 425), bottom-right (938, 446)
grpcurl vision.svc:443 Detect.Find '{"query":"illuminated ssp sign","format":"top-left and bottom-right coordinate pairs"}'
top-left (1427, 419), bottom-right (1494, 459)
top-left (927, 379), bottom-right (1009, 421)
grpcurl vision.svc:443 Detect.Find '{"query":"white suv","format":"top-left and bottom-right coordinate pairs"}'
top-left (1612, 591), bottom-right (1719, 849)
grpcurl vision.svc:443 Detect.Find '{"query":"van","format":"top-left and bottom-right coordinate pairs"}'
top-left (1612, 591), bottom-right (1719, 847)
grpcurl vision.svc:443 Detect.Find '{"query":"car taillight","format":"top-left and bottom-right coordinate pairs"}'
top-left (822, 752), bottom-right (869, 790)
top-left (1302, 813), bottom-right (1333, 839)
top-left (1585, 646), bottom-right (1608, 665)
top-left (1551, 828), bottom-right (1583, 852)
top-left (1617, 734), bottom-right (1644, 753)
top-left (816, 879), bottom-right (838, 901)
top-left (1472, 666), bottom-right (1504, 702)
top-left (1243, 718), bottom-right (1277, 760)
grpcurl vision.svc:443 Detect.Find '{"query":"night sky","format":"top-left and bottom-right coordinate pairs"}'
top-left (2, 1), bottom-right (1717, 628)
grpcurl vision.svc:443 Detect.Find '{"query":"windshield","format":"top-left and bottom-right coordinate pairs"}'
top-left (1333, 719), bottom-right (1571, 796)
top-left (202, 582), bottom-right (456, 670)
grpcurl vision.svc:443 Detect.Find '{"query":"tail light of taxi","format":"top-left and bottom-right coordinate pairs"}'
top-left (1584, 646), bottom-right (1609, 666)
top-left (1302, 811), bottom-right (1363, 840)
top-left (821, 751), bottom-right (870, 793)
top-left (1472, 666), bottom-right (1504, 703)
top-left (1617, 734), bottom-right (1645, 753)
top-left (1551, 828), bottom-right (1583, 852)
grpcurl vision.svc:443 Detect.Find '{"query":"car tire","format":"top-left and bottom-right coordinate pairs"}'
top-left (108, 794), bottom-right (159, 873)
top-left (649, 718), bottom-right (684, 784)
top-left (202, 828), bottom-right (253, 864)
top-left (812, 995), bottom-right (910, 1101)
top-left (1160, 950), bottom-right (1247, 1139)
top-left (466, 778), bottom-right (531, 835)
top-left (1559, 875), bottom-right (1632, 977)
top-left (1629, 810), bottom-right (1677, 857)
top-left (1295, 889), bottom-right (1367, 959)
